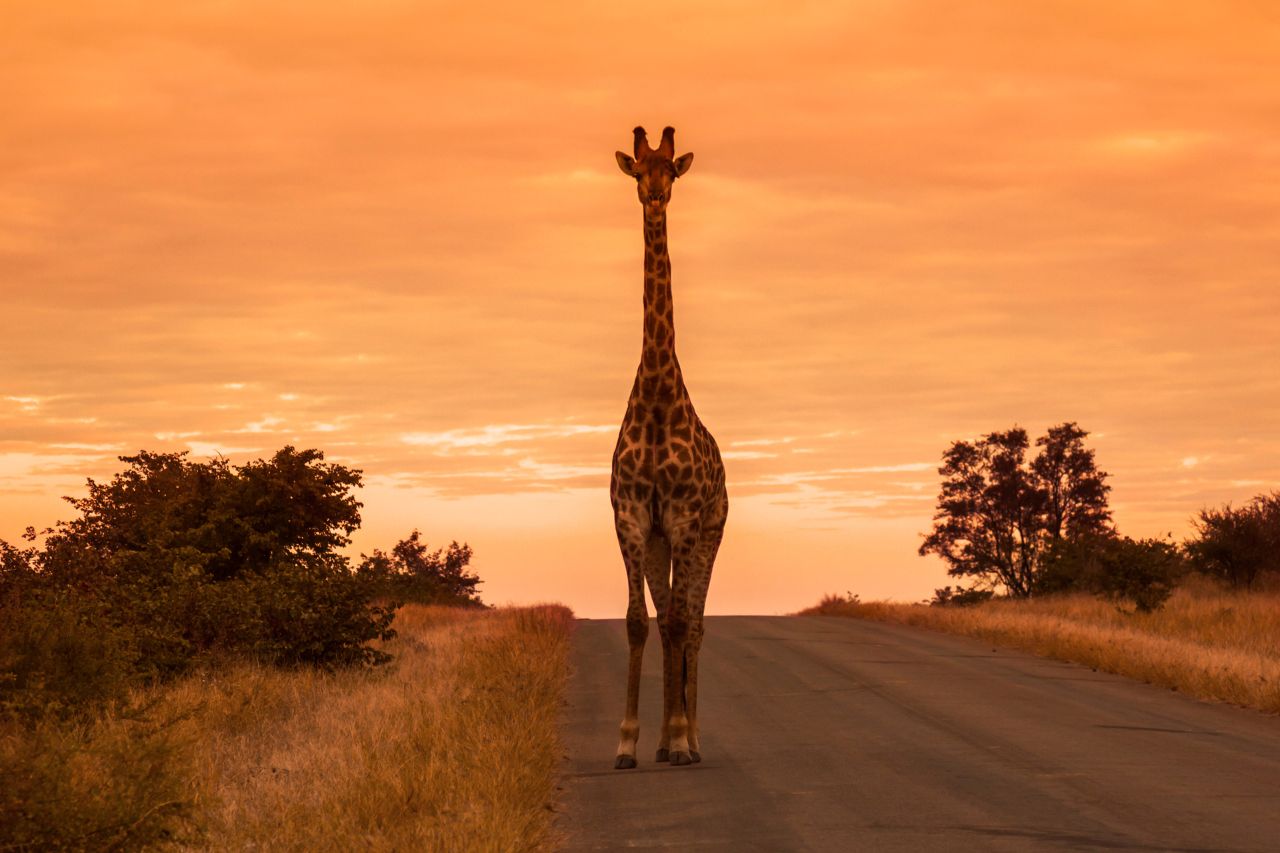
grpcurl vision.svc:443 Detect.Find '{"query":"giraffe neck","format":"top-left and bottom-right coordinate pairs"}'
top-left (639, 212), bottom-right (678, 382)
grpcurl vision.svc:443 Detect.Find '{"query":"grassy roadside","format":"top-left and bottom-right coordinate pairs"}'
top-left (2, 604), bottom-right (574, 851)
top-left (800, 579), bottom-right (1280, 715)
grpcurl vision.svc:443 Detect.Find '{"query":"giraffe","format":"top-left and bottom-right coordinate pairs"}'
top-left (610, 126), bottom-right (728, 769)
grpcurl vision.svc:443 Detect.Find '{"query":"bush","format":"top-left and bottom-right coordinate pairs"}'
top-left (0, 447), bottom-right (485, 850)
top-left (1039, 535), bottom-right (1186, 612)
top-left (0, 594), bottom-right (140, 720)
top-left (0, 704), bottom-right (200, 851)
top-left (930, 586), bottom-right (995, 607)
top-left (357, 531), bottom-right (483, 607)
top-left (207, 560), bottom-right (397, 668)
top-left (1186, 493), bottom-right (1279, 589)
top-left (2, 447), bottom-right (401, 714)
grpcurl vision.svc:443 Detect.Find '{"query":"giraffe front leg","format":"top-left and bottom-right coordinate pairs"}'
top-left (615, 596), bottom-right (647, 769)
top-left (613, 519), bottom-right (650, 770)
top-left (686, 625), bottom-right (703, 763)
top-left (642, 534), bottom-right (674, 763)
top-left (662, 521), bottom-right (702, 766)
top-left (655, 619), bottom-right (672, 763)
top-left (663, 609), bottom-right (693, 765)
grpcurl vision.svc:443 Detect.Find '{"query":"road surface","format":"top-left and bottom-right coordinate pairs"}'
top-left (557, 615), bottom-right (1280, 852)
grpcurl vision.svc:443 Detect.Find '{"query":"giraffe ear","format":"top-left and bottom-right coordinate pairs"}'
top-left (673, 152), bottom-right (694, 177)
top-left (615, 151), bottom-right (639, 177)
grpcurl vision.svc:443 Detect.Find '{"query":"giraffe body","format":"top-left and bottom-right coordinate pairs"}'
top-left (610, 127), bottom-right (727, 769)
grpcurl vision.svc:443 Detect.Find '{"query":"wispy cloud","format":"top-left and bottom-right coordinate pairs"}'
top-left (2, 1), bottom-right (1279, 614)
top-left (400, 424), bottom-right (614, 452)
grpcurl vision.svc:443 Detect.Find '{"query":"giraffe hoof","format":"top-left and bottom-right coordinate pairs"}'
top-left (614, 755), bottom-right (637, 770)
top-left (655, 748), bottom-right (669, 763)
top-left (671, 750), bottom-right (693, 766)
top-left (690, 750), bottom-right (701, 763)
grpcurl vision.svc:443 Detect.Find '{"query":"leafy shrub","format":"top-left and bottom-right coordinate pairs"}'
top-left (0, 594), bottom-right (140, 720)
top-left (1039, 534), bottom-right (1186, 612)
top-left (930, 585), bottom-right (995, 607)
top-left (0, 535), bottom-right (37, 600)
top-left (206, 560), bottom-right (397, 668)
top-left (2, 447), bottom-right (400, 710)
top-left (357, 531), bottom-right (483, 607)
top-left (1186, 493), bottom-right (1279, 589)
top-left (0, 704), bottom-right (200, 851)
top-left (0, 447), bottom-right (483, 851)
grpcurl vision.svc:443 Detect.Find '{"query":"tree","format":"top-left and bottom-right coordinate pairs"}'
top-left (1186, 492), bottom-right (1280, 589)
top-left (357, 531), bottom-right (483, 606)
top-left (919, 423), bottom-right (1111, 597)
top-left (1033, 422), bottom-right (1112, 541)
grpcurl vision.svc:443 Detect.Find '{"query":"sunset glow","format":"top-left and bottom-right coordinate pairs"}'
top-left (3, 2), bottom-right (1278, 616)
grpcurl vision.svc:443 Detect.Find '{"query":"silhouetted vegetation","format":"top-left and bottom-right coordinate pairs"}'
top-left (1, 447), bottom-right (485, 719)
top-left (1, 446), bottom-right (488, 850)
top-left (1, 447), bottom-right (394, 719)
top-left (357, 531), bottom-right (483, 606)
top-left (920, 422), bottom-right (1112, 599)
top-left (930, 585), bottom-right (995, 607)
top-left (1185, 492), bottom-right (1280, 589)
top-left (919, 424), bottom-right (1280, 613)
top-left (1038, 534), bottom-right (1186, 613)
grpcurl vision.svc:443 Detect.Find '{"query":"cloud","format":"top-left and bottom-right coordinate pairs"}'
top-left (3, 1), bottom-right (1279, 612)
top-left (400, 424), bottom-right (615, 452)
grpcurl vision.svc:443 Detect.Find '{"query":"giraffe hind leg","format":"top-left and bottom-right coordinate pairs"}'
top-left (687, 501), bottom-right (726, 763)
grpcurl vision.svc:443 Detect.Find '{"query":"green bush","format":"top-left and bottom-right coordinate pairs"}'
top-left (0, 594), bottom-right (139, 720)
top-left (1186, 493), bottom-right (1279, 589)
top-left (0, 705), bottom-right (200, 851)
top-left (357, 530), bottom-right (484, 607)
top-left (0, 446), bottom-right (479, 850)
top-left (930, 585), bottom-right (995, 607)
top-left (1039, 535), bottom-right (1186, 612)
top-left (2, 447), bottom-right (401, 713)
top-left (203, 560), bottom-right (397, 668)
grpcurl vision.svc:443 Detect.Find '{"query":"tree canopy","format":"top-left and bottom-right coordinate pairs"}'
top-left (919, 422), bottom-right (1111, 597)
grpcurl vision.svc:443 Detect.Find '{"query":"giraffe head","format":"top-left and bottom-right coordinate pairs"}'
top-left (615, 126), bottom-right (693, 219)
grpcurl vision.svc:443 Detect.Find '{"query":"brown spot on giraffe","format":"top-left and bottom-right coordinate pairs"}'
top-left (610, 126), bottom-right (728, 770)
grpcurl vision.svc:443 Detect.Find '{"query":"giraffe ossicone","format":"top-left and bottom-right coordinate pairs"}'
top-left (609, 126), bottom-right (728, 770)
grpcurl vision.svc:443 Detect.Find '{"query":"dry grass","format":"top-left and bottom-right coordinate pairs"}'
top-left (182, 603), bottom-right (574, 851)
top-left (3, 604), bottom-right (575, 852)
top-left (801, 577), bottom-right (1280, 715)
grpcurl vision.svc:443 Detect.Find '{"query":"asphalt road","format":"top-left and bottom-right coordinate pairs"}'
top-left (557, 615), bottom-right (1280, 852)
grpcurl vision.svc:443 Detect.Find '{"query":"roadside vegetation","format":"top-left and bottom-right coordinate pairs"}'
top-left (806, 422), bottom-right (1280, 715)
top-left (804, 579), bottom-right (1280, 714)
top-left (0, 447), bottom-right (571, 851)
top-left (2, 603), bottom-right (573, 851)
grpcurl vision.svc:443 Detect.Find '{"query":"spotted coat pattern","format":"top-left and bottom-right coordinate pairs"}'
top-left (610, 126), bottom-right (727, 769)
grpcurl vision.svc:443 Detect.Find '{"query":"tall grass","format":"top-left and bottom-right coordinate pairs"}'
top-left (801, 577), bottom-right (1280, 714)
top-left (1, 604), bottom-right (575, 852)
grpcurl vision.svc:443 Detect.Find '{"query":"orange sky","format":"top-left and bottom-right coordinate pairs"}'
top-left (3, 2), bottom-right (1278, 617)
